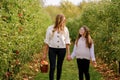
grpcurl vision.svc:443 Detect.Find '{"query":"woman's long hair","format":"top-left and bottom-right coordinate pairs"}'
top-left (75, 25), bottom-right (93, 48)
top-left (53, 14), bottom-right (66, 33)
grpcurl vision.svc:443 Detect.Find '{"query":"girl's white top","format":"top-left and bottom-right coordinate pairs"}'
top-left (44, 25), bottom-right (70, 48)
top-left (71, 37), bottom-right (96, 61)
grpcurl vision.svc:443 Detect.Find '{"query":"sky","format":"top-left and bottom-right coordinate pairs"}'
top-left (44, 0), bottom-right (84, 6)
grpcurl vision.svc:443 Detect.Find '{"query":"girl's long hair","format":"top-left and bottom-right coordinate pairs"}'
top-left (53, 14), bottom-right (66, 33)
top-left (75, 25), bottom-right (93, 48)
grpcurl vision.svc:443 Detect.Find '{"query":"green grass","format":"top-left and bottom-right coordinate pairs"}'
top-left (34, 59), bottom-right (104, 80)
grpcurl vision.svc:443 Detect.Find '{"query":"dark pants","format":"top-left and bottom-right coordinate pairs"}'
top-left (48, 47), bottom-right (66, 80)
top-left (77, 59), bottom-right (90, 80)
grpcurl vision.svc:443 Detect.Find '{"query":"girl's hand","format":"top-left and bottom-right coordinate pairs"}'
top-left (92, 61), bottom-right (97, 67)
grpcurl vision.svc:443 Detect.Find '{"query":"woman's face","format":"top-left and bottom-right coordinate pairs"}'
top-left (79, 27), bottom-right (85, 36)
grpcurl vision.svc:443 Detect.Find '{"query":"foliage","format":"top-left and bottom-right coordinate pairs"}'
top-left (44, 0), bottom-right (82, 22)
top-left (67, 0), bottom-right (120, 73)
top-left (0, 0), bottom-right (51, 79)
top-left (60, 1), bottom-right (81, 19)
top-left (44, 6), bottom-right (62, 22)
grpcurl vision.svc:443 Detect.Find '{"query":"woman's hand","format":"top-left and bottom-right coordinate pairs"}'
top-left (42, 54), bottom-right (47, 60)
top-left (42, 43), bottom-right (48, 60)
top-left (67, 54), bottom-right (72, 61)
top-left (66, 44), bottom-right (71, 61)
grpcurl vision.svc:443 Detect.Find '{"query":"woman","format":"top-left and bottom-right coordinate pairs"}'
top-left (42, 14), bottom-right (71, 80)
top-left (70, 26), bottom-right (97, 80)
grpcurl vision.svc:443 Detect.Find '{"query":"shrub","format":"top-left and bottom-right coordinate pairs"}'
top-left (0, 0), bottom-right (51, 79)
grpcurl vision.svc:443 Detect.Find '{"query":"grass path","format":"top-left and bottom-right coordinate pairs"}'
top-left (35, 59), bottom-right (104, 80)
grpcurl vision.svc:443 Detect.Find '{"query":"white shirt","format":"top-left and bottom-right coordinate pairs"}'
top-left (71, 37), bottom-right (96, 61)
top-left (44, 25), bottom-right (70, 48)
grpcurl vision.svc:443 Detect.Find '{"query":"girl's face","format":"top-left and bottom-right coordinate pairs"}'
top-left (79, 27), bottom-right (85, 36)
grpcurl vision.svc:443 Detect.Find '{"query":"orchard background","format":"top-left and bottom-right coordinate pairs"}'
top-left (0, 0), bottom-right (120, 80)
top-left (0, 0), bottom-right (51, 79)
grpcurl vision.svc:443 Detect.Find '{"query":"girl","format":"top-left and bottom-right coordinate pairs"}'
top-left (43, 14), bottom-right (71, 80)
top-left (70, 26), bottom-right (97, 80)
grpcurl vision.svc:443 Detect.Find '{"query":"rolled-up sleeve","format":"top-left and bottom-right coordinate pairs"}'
top-left (90, 44), bottom-right (96, 61)
top-left (44, 28), bottom-right (50, 45)
top-left (65, 27), bottom-right (70, 44)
